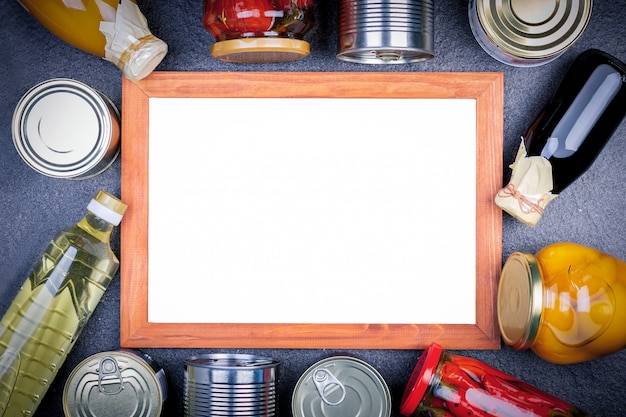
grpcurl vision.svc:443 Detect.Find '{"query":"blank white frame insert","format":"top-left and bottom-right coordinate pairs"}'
top-left (147, 97), bottom-right (477, 325)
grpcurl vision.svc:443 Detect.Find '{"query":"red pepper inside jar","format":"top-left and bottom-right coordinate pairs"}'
top-left (203, 0), bottom-right (315, 63)
top-left (400, 343), bottom-right (591, 417)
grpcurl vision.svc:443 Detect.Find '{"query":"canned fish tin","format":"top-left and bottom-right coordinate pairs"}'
top-left (337, 0), bottom-right (434, 64)
top-left (292, 356), bottom-right (391, 417)
top-left (183, 353), bottom-right (280, 417)
top-left (468, 0), bottom-right (592, 67)
top-left (12, 78), bottom-right (121, 179)
top-left (63, 350), bottom-right (168, 417)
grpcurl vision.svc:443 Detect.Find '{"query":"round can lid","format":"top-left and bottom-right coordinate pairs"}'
top-left (12, 78), bottom-right (119, 179)
top-left (399, 343), bottom-right (443, 416)
top-left (63, 350), bottom-right (166, 417)
top-left (497, 252), bottom-right (544, 350)
top-left (474, 0), bottom-right (592, 60)
top-left (211, 38), bottom-right (310, 63)
top-left (292, 356), bottom-right (391, 417)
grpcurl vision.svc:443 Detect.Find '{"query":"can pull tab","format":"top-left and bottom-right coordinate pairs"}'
top-left (313, 368), bottom-right (346, 406)
top-left (98, 356), bottom-right (124, 395)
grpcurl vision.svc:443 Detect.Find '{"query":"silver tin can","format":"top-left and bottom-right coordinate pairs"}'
top-left (12, 78), bottom-right (121, 179)
top-left (337, 0), bottom-right (434, 64)
top-left (183, 353), bottom-right (280, 417)
top-left (63, 350), bottom-right (168, 417)
top-left (292, 356), bottom-right (391, 417)
top-left (469, 0), bottom-right (592, 67)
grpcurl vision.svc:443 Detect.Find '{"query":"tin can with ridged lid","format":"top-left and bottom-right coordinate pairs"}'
top-left (12, 78), bottom-right (121, 179)
top-left (63, 350), bottom-right (168, 417)
top-left (337, 0), bottom-right (435, 64)
top-left (183, 353), bottom-right (280, 417)
top-left (468, 0), bottom-right (592, 67)
top-left (292, 355), bottom-right (391, 417)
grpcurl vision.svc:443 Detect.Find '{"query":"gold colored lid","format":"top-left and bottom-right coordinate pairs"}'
top-left (211, 38), bottom-right (310, 63)
top-left (94, 190), bottom-right (127, 216)
top-left (497, 252), bottom-right (543, 350)
top-left (475, 0), bottom-right (592, 60)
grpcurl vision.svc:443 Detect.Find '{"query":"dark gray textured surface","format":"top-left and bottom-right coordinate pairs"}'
top-left (1, 1), bottom-right (625, 416)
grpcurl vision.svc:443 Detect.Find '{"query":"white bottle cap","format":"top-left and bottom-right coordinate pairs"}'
top-left (87, 190), bottom-right (128, 226)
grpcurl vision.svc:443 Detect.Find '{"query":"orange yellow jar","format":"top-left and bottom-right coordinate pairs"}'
top-left (18, 0), bottom-right (167, 81)
top-left (497, 242), bottom-right (626, 364)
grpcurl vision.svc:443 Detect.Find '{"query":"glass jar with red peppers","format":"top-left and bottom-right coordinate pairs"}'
top-left (400, 343), bottom-right (591, 417)
top-left (203, 0), bottom-right (315, 63)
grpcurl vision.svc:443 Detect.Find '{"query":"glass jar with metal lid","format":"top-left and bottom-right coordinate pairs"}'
top-left (468, 0), bottom-right (592, 67)
top-left (497, 242), bottom-right (626, 364)
top-left (203, 0), bottom-right (315, 63)
top-left (400, 343), bottom-right (592, 417)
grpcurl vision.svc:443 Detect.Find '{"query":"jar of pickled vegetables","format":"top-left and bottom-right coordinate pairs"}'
top-left (203, 0), bottom-right (315, 63)
top-left (498, 242), bottom-right (626, 364)
top-left (400, 343), bottom-right (591, 417)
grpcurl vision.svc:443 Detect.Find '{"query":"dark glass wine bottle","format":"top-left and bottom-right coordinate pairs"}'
top-left (495, 49), bottom-right (626, 226)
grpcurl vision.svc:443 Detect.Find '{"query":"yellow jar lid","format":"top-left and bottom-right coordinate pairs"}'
top-left (497, 252), bottom-right (543, 350)
top-left (210, 38), bottom-right (310, 63)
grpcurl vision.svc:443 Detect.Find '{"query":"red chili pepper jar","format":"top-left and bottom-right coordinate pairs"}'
top-left (400, 343), bottom-right (591, 417)
top-left (203, 0), bottom-right (315, 63)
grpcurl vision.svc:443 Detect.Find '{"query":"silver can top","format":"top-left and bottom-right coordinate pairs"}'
top-left (292, 356), bottom-right (391, 417)
top-left (63, 350), bottom-right (167, 417)
top-left (12, 78), bottom-right (120, 179)
top-left (473, 0), bottom-right (592, 61)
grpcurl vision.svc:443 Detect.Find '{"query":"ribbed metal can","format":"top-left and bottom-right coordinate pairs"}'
top-left (337, 0), bottom-right (434, 64)
top-left (12, 78), bottom-right (120, 179)
top-left (468, 0), bottom-right (593, 67)
top-left (63, 350), bottom-right (168, 417)
top-left (183, 353), bottom-right (280, 417)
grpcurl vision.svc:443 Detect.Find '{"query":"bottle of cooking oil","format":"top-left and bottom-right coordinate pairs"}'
top-left (0, 190), bottom-right (127, 416)
top-left (17, 0), bottom-right (167, 81)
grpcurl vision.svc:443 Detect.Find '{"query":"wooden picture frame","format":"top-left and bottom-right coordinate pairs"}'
top-left (120, 72), bottom-right (503, 349)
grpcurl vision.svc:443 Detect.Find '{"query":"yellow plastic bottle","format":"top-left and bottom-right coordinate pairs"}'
top-left (17, 0), bottom-right (167, 81)
top-left (497, 242), bottom-right (626, 364)
top-left (0, 190), bottom-right (127, 416)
